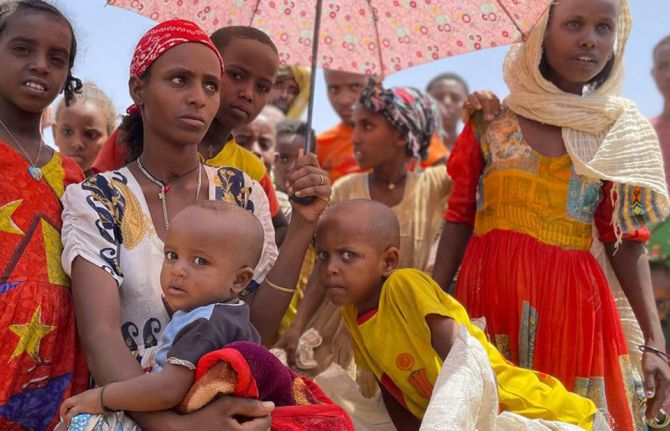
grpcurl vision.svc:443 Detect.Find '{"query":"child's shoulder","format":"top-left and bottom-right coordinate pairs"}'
top-left (382, 268), bottom-right (437, 298)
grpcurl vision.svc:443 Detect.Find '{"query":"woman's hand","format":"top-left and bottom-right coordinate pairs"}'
top-left (462, 90), bottom-right (501, 123)
top-left (60, 388), bottom-right (104, 427)
top-left (172, 397), bottom-right (273, 431)
top-left (287, 150), bottom-right (330, 223)
top-left (642, 350), bottom-right (670, 422)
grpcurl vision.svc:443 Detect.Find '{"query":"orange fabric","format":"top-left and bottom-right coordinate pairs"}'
top-left (259, 173), bottom-right (280, 217)
top-left (316, 124), bottom-right (362, 183)
top-left (0, 143), bottom-right (89, 431)
top-left (317, 124), bottom-right (449, 183)
top-left (447, 118), bottom-right (645, 429)
top-left (91, 129), bottom-right (127, 174)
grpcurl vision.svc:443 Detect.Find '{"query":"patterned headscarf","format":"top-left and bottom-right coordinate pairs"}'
top-left (359, 79), bottom-right (444, 161)
top-left (127, 19), bottom-right (224, 114)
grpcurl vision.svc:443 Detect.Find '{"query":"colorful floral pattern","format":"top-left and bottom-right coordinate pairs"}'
top-left (108, 0), bottom-right (550, 77)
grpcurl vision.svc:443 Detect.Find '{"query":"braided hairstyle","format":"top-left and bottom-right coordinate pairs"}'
top-left (0, 0), bottom-right (82, 105)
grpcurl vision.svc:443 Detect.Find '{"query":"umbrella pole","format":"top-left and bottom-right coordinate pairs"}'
top-left (289, 0), bottom-right (322, 205)
top-left (304, 0), bottom-right (323, 154)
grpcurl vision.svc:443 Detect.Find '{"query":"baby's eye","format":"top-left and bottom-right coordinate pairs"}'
top-left (165, 251), bottom-right (178, 261)
top-left (342, 251), bottom-right (356, 261)
top-left (193, 256), bottom-right (209, 266)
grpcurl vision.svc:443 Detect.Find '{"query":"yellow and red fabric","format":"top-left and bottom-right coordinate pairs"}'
top-left (445, 111), bottom-right (648, 429)
top-left (0, 143), bottom-right (89, 431)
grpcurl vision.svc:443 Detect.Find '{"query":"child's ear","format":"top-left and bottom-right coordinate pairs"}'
top-left (230, 267), bottom-right (255, 295)
top-left (128, 75), bottom-right (145, 109)
top-left (381, 246), bottom-right (400, 277)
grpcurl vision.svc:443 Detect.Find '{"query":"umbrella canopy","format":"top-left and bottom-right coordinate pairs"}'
top-left (107, 0), bottom-right (550, 78)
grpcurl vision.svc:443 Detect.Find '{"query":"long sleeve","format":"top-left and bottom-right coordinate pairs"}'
top-left (443, 122), bottom-right (484, 226)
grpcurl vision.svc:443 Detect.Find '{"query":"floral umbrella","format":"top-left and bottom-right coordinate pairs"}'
top-left (107, 0), bottom-right (551, 151)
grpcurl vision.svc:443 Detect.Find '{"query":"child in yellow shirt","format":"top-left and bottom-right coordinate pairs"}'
top-left (314, 199), bottom-right (608, 430)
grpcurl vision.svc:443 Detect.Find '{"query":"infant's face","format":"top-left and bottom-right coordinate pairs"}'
top-left (160, 215), bottom-right (241, 312)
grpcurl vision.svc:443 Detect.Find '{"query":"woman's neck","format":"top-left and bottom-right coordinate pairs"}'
top-left (444, 124), bottom-right (458, 151)
top-left (372, 157), bottom-right (407, 185)
top-left (199, 120), bottom-right (231, 160)
top-left (139, 138), bottom-right (199, 182)
top-left (0, 100), bottom-right (43, 148)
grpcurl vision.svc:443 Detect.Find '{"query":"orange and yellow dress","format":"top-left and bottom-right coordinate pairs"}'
top-left (446, 110), bottom-right (647, 430)
top-left (0, 143), bottom-right (88, 431)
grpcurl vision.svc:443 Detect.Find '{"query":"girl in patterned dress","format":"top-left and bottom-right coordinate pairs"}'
top-left (432, 0), bottom-right (670, 429)
top-left (0, 1), bottom-right (89, 429)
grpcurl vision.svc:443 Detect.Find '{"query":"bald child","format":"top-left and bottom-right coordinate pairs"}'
top-left (314, 200), bottom-right (604, 431)
top-left (60, 202), bottom-right (266, 425)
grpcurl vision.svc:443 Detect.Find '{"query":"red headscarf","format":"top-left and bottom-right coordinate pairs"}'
top-left (92, 19), bottom-right (223, 173)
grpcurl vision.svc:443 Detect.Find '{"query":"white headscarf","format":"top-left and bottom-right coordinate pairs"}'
top-left (504, 0), bottom-right (668, 239)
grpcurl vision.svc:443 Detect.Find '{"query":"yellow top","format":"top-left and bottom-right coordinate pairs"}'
top-left (200, 138), bottom-right (267, 181)
top-left (342, 269), bottom-right (597, 428)
top-left (472, 110), bottom-right (603, 250)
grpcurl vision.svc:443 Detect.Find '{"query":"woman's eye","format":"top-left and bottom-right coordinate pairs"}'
top-left (165, 251), bottom-right (177, 261)
top-left (170, 76), bottom-right (185, 85)
top-left (193, 256), bottom-right (208, 266)
top-left (205, 82), bottom-right (218, 92)
top-left (12, 45), bottom-right (30, 54)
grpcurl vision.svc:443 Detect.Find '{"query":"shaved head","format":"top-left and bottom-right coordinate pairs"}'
top-left (317, 200), bottom-right (400, 251)
top-left (174, 201), bottom-right (264, 267)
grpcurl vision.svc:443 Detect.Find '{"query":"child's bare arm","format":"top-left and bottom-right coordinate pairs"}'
top-left (60, 364), bottom-right (193, 425)
top-left (426, 314), bottom-right (460, 361)
top-left (379, 384), bottom-right (421, 431)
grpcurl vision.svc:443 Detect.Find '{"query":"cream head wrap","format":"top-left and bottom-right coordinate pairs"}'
top-left (504, 0), bottom-right (669, 238)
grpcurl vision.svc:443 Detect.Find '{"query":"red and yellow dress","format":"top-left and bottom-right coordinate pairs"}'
top-left (0, 143), bottom-right (88, 431)
top-left (446, 110), bottom-right (647, 430)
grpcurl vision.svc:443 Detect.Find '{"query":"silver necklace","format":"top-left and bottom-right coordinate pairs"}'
top-left (0, 118), bottom-right (44, 181)
top-left (136, 158), bottom-right (202, 231)
top-left (372, 171), bottom-right (406, 191)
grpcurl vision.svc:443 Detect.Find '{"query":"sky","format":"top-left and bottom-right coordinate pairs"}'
top-left (47, 0), bottom-right (670, 138)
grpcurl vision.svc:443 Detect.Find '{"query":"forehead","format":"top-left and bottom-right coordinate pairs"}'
top-left (325, 70), bottom-right (367, 86)
top-left (276, 133), bottom-right (305, 149)
top-left (222, 39), bottom-right (278, 78)
top-left (151, 43), bottom-right (221, 77)
top-left (551, 0), bottom-right (619, 19)
top-left (276, 75), bottom-right (299, 86)
top-left (250, 117), bottom-right (273, 132)
top-left (429, 78), bottom-right (467, 94)
top-left (352, 103), bottom-right (380, 120)
top-left (1, 10), bottom-right (71, 50)
top-left (58, 102), bottom-right (107, 125)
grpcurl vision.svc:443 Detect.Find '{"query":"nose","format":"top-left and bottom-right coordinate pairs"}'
top-left (326, 259), bottom-right (340, 276)
top-left (336, 90), bottom-right (356, 110)
top-left (187, 84), bottom-right (207, 108)
top-left (70, 136), bottom-right (85, 152)
top-left (29, 53), bottom-right (49, 75)
top-left (238, 81), bottom-right (253, 103)
top-left (578, 31), bottom-right (596, 50)
top-left (250, 140), bottom-right (263, 159)
top-left (170, 260), bottom-right (187, 278)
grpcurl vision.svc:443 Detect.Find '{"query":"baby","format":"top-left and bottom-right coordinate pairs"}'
top-left (314, 200), bottom-right (606, 430)
top-left (60, 201), bottom-right (264, 427)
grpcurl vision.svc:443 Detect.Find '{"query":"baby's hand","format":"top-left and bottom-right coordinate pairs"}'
top-left (59, 387), bottom-right (103, 427)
